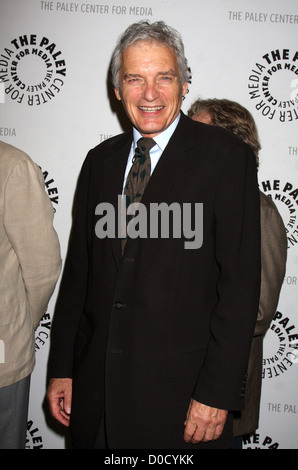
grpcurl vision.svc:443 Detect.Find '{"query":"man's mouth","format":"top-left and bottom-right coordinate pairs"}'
top-left (138, 106), bottom-right (164, 113)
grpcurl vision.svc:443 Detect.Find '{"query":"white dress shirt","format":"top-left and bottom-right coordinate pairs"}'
top-left (122, 114), bottom-right (180, 192)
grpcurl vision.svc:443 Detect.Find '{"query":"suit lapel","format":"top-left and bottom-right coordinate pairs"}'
top-left (142, 113), bottom-right (195, 205)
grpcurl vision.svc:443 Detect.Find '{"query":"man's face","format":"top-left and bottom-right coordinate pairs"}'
top-left (114, 40), bottom-right (188, 138)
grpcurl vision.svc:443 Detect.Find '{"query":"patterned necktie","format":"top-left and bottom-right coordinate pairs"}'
top-left (121, 137), bottom-right (156, 253)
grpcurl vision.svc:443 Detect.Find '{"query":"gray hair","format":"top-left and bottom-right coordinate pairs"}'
top-left (110, 20), bottom-right (191, 89)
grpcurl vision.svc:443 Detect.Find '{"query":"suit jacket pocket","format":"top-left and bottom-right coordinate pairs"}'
top-left (163, 349), bottom-right (206, 378)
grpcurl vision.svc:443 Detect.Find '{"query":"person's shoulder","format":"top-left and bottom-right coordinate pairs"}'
top-left (0, 140), bottom-right (30, 160)
top-left (260, 191), bottom-right (286, 233)
top-left (0, 140), bottom-right (35, 174)
top-left (260, 190), bottom-right (281, 215)
top-left (87, 131), bottom-right (132, 160)
top-left (180, 112), bottom-right (253, 168)
top-left (180, 112), bottom-right (244, 148)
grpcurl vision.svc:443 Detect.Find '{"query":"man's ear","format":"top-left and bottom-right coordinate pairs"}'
top-left (182, 81), bottom-right (188, 98)
top-left (114, 88), bottom-right (121, 101)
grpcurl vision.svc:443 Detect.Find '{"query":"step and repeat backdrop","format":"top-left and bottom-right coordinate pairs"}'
top-left (0, 0), bottom-right (297, 449)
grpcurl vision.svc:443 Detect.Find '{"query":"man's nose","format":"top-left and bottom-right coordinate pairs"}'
top-left (142, 81), bottom-right (160, 101)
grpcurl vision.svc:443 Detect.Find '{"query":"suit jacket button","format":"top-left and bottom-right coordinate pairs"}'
top-left (114, 301), bottom-right (123, 310)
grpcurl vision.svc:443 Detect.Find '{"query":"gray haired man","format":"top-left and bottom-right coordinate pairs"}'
top-left (47, 21), bottom-right (260, 449)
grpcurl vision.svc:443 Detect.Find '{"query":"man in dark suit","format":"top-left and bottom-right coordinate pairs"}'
top-left (47, 21), bottom-right (261, 449)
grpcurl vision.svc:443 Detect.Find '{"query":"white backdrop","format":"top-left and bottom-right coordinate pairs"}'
top-left (0, 0), bottom-right (297, 449)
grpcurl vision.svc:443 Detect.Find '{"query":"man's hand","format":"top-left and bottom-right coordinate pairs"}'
top-left (47, 378), bottom-right (72, 427)
top-left (184, 398), bottom-right (228, 444)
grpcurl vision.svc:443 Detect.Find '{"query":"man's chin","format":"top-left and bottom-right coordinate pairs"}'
top-left (136, 123), bottom-right (165, 138)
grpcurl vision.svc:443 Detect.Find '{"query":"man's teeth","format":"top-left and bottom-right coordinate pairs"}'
top-left (139, 106), bottom-right (163, 112)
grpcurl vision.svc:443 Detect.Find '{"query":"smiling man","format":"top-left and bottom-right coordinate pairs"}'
top-left (47, 21), bottom-right (261, 449)
top-left (114, 40), bottom-right (188, 137)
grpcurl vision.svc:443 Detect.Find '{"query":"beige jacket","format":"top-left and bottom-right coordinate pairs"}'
top-left (0, 141), bottom-right (61, 388)
top-left (233, 191), bottom-right (287, 436)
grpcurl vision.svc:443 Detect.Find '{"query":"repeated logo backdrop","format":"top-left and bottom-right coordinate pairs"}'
top-left (0, 0), bottom-right (297, 449)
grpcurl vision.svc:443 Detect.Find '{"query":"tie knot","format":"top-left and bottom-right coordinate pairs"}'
top-left (137, 137), bottom-right (156, 153)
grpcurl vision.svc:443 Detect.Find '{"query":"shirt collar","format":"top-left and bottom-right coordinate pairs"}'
top-left (132, 113), bottom-right (181, 152)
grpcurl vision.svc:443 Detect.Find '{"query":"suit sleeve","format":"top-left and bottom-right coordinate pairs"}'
top-left (4, 157), bottom-right (61, 329)
top-left (255, 194), bottom-right (287, 337)
top-left (193, 143), bottom-right (261, 411)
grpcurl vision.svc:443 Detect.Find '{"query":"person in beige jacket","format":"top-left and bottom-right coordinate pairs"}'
top-left (0, 141), bottom-right (61, 449)
top-left (188, 98), bottom-right (287, 447)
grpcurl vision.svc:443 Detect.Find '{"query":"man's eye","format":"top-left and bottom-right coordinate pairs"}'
top-left (126, 77), bottom-right (143, 85)
top-left (158, 76), bottom-right (173, 84)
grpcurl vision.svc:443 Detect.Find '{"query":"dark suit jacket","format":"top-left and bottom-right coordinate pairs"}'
top-left (49, 112), bottom-right (261, 449)
top-left (233, 192), bottom-right (287, 437)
